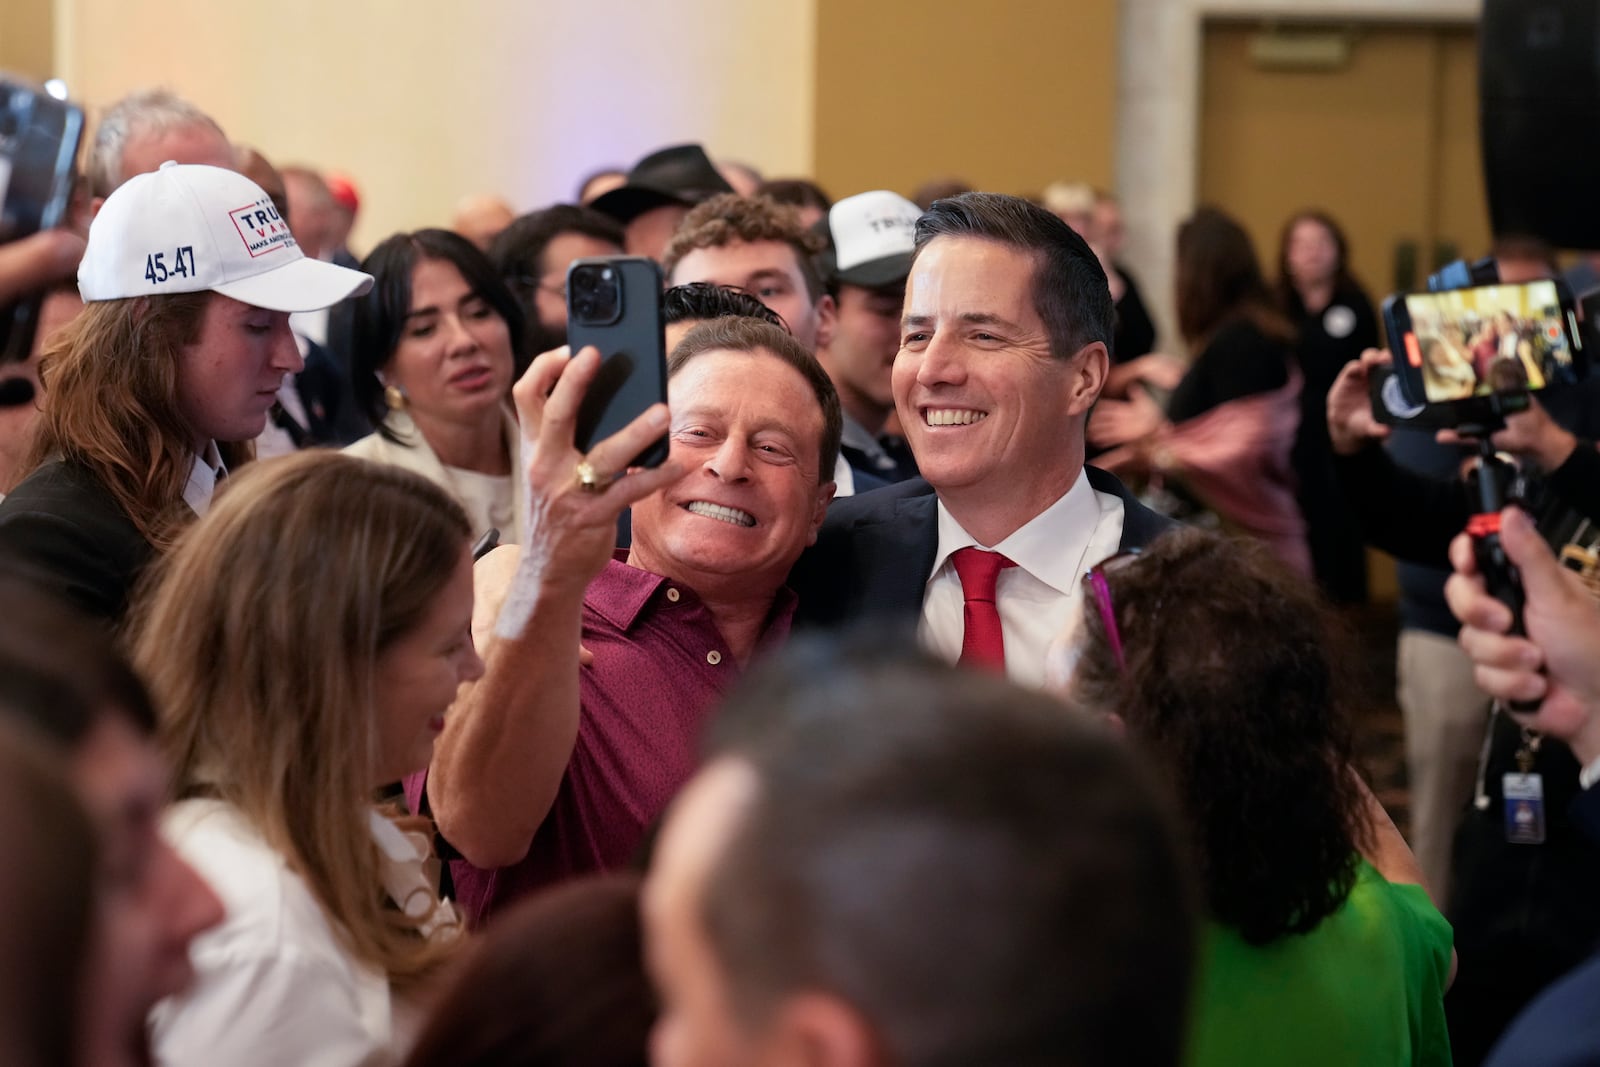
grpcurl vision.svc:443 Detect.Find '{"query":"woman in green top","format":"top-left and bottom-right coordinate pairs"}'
top-left (1069, 528), bottom-right (1454, 1067)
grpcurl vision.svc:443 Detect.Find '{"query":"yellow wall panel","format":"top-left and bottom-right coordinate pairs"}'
top-left (0, 0), bottom-right (53, 83)
top-left (812, 0), bottom-right (1118, 201)
top-left (55, 0), bottom-right (817, 252)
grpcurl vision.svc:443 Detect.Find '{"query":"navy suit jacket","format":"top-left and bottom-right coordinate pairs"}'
top-left (788, 465), bottom-right (1176, 630)
top-left (1484, 947), bottom-right (1600, 1066)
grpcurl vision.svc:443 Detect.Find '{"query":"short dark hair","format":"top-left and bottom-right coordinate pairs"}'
top-left (661, 195), bottom-right (827, 303)
top-left (667, 317), bottom-right (841, 483)
top-left (402, 875), bottom-right (653, 1067)
top-left (1071, 527), bottom-right (1370, 945)
top-left (0, 572), bottom-right (157, 746)
top-left (662, 282), bottom-right (785, 330)
top-left (1490, 232), bottom-right (1560, 276)
top-left (351, 229), bottom-right (529, 443)
top-left (755, 178), bottom-right (832, 214)
top-left (700, 636), bottom-right (1196, 1067)
top-left (488, 204), bottom-right (625, 298)
top-left (914, 191), bottom-right (1114, 361)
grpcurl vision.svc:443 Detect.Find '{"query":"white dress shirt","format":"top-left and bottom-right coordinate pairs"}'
top-left (832, 452), bottom-right (857, 497)
top-left (151, 799), bottom-right (454, 1067)
top-left (919, 470), bottom-right (1124, 688)
top-left (181, 441), bottom-right (227, 517)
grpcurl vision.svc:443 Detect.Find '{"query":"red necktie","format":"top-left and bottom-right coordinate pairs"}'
top-left (951, 546), bottom-right (1016, 672)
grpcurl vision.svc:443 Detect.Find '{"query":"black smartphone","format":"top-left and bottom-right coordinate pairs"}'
top-left (470, 527), bottom-right (500, 561)
top-left (1380, 278), bottom-right (1586, 426)
top-left (0, 77), bottom-right (85, 365)
top-left (565, 256), bottom-right (669, 468)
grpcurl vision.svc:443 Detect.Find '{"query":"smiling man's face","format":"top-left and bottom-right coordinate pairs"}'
top-left (893, 236), bottom-right (1097, 531)
top-left (627, 348), bottom-right (833, 597)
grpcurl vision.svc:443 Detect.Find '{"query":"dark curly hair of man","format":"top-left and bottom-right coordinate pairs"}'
top-left (1072, 527), bottom-right (1372, 945)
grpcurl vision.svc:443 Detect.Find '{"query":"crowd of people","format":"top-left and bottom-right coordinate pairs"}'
top-left (0, 82), bottom-right (1597, 1067)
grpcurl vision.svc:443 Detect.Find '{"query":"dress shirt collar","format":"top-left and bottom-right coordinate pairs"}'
top-left (590, 552), bottom-right (799, 639)
top-left (838, 413), bottom-right (890, 464)
top-left (929, 468), bottom-right (1098, 596)
top-left (182, 440), bottom-right (227, 517)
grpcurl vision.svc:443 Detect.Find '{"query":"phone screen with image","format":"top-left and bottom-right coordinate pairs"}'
top-left (1394, 280), bottom-right (1579, 404)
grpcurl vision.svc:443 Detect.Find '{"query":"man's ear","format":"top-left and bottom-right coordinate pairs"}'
top-left (814, 293), bottom-right (838, 350)
top-left (1066, 340), bottom-right (1110, 417)
top-left (807, 477), bottom-right (837, 546)
top-left (768, 991), bottom-right (882, 1067)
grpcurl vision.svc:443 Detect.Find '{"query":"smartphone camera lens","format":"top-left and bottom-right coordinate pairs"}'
top-left (568, 263), bottom-right (623, 327)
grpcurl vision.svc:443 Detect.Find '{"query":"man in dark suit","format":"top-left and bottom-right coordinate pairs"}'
top-left (789, 192), bottom-right (1172, 686)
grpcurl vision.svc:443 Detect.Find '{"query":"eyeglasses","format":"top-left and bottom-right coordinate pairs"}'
top-left (1082, 551), bottom-right (1140, 675)
top-left (511, 275), bottom-right (568, 300)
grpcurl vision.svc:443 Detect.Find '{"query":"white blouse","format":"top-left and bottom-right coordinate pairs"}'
top-left (151, 799), bottom-right (456, 1067)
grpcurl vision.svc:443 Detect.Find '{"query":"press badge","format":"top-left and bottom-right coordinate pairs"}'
top-left (1503, 773), bottom-right (1546, 844)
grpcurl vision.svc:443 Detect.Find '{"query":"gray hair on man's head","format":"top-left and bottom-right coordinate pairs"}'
top-left (88, 88), bottom-right (228, 198)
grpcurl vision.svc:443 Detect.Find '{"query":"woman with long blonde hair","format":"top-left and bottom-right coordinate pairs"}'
top-left (0, 162), bottom-right (370, 624)
top-left (134, 451), bottom-right (482, 1066)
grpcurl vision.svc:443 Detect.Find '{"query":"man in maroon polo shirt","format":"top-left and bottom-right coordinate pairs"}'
top-left (416, 316), bottom-right (840, 924)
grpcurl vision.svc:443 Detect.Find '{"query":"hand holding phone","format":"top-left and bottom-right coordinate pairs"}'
top-left (0, 76), bottom-right (85, 365)
top-left (497, 347), bottom-right (683, 637)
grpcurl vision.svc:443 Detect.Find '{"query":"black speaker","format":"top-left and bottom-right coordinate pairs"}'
top-left (1481, 0), bottom-right (1600, 249)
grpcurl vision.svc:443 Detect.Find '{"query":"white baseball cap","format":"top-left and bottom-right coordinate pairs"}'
top-left (819, 190), bottom-right (922, 288)
top-left (78, 160), bottom-right (372, 311)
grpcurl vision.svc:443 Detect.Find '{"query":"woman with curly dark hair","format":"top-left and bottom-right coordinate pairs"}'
top-left (1064, 527), bottom-right (1454, 1067)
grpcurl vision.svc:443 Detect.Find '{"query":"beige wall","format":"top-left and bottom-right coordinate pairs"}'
top-left (1117, 0), bottom-right (1478, 345)
top-left (0, 0), bottom-right (53, 83)
top-left (1199, 23), bottom-right (1486, 304)
top-left (54, 0), bottom-right (817, 253)
top-left (812, 0), bottom-right (1119, 202)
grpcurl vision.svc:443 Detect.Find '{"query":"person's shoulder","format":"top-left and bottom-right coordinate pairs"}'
top-left (0, 459), bottom-right (144, 550)
top-left (0, 459), bottom-right (150, 619)
top-left (1355, 860), bottom-right (1450, 937)
top-left (341, 430), bottom-right (389, 460)
top-left (1334, 277), bottom-right (1377, 313)
top-left (165, 800), bottom-right (350, 967)
top-left (1, 457), bottom-right (111, 508)
top-left (1485, 952), bottom-right (1600, 1066)
top-left (1209, 316), bottom-right (1290, 356)
top-left (821, 477), bottom-right (935, 531)
top-left (846, 464), bottom-right (892, 495)
top-left (1085, 466), bottom-right (1178, 548)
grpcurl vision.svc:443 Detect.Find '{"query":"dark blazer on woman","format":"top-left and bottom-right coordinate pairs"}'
top-left (0, 459), bottom-right (153, 624)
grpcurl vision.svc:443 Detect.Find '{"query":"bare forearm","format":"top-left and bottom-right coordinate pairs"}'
top-left (428, 584), bottom-right (585, 869)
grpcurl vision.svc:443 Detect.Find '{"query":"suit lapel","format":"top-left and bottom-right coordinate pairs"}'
top-left (858, 491), bottom-right (938, 615)
top-left (1085, 465), bottom-right (1176, 551)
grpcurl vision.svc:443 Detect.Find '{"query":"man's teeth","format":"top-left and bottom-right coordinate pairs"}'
top-left (686, 501), bottom-right (757, 527)
top-left (926, 408), bottom-right (987, 427)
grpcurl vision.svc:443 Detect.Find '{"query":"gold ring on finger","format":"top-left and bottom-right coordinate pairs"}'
top-left (574, 459), bottom-right (609, 493)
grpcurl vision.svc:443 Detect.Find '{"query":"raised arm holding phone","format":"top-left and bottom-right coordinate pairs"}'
top-left (419, 310), bottom-right (841, 925)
